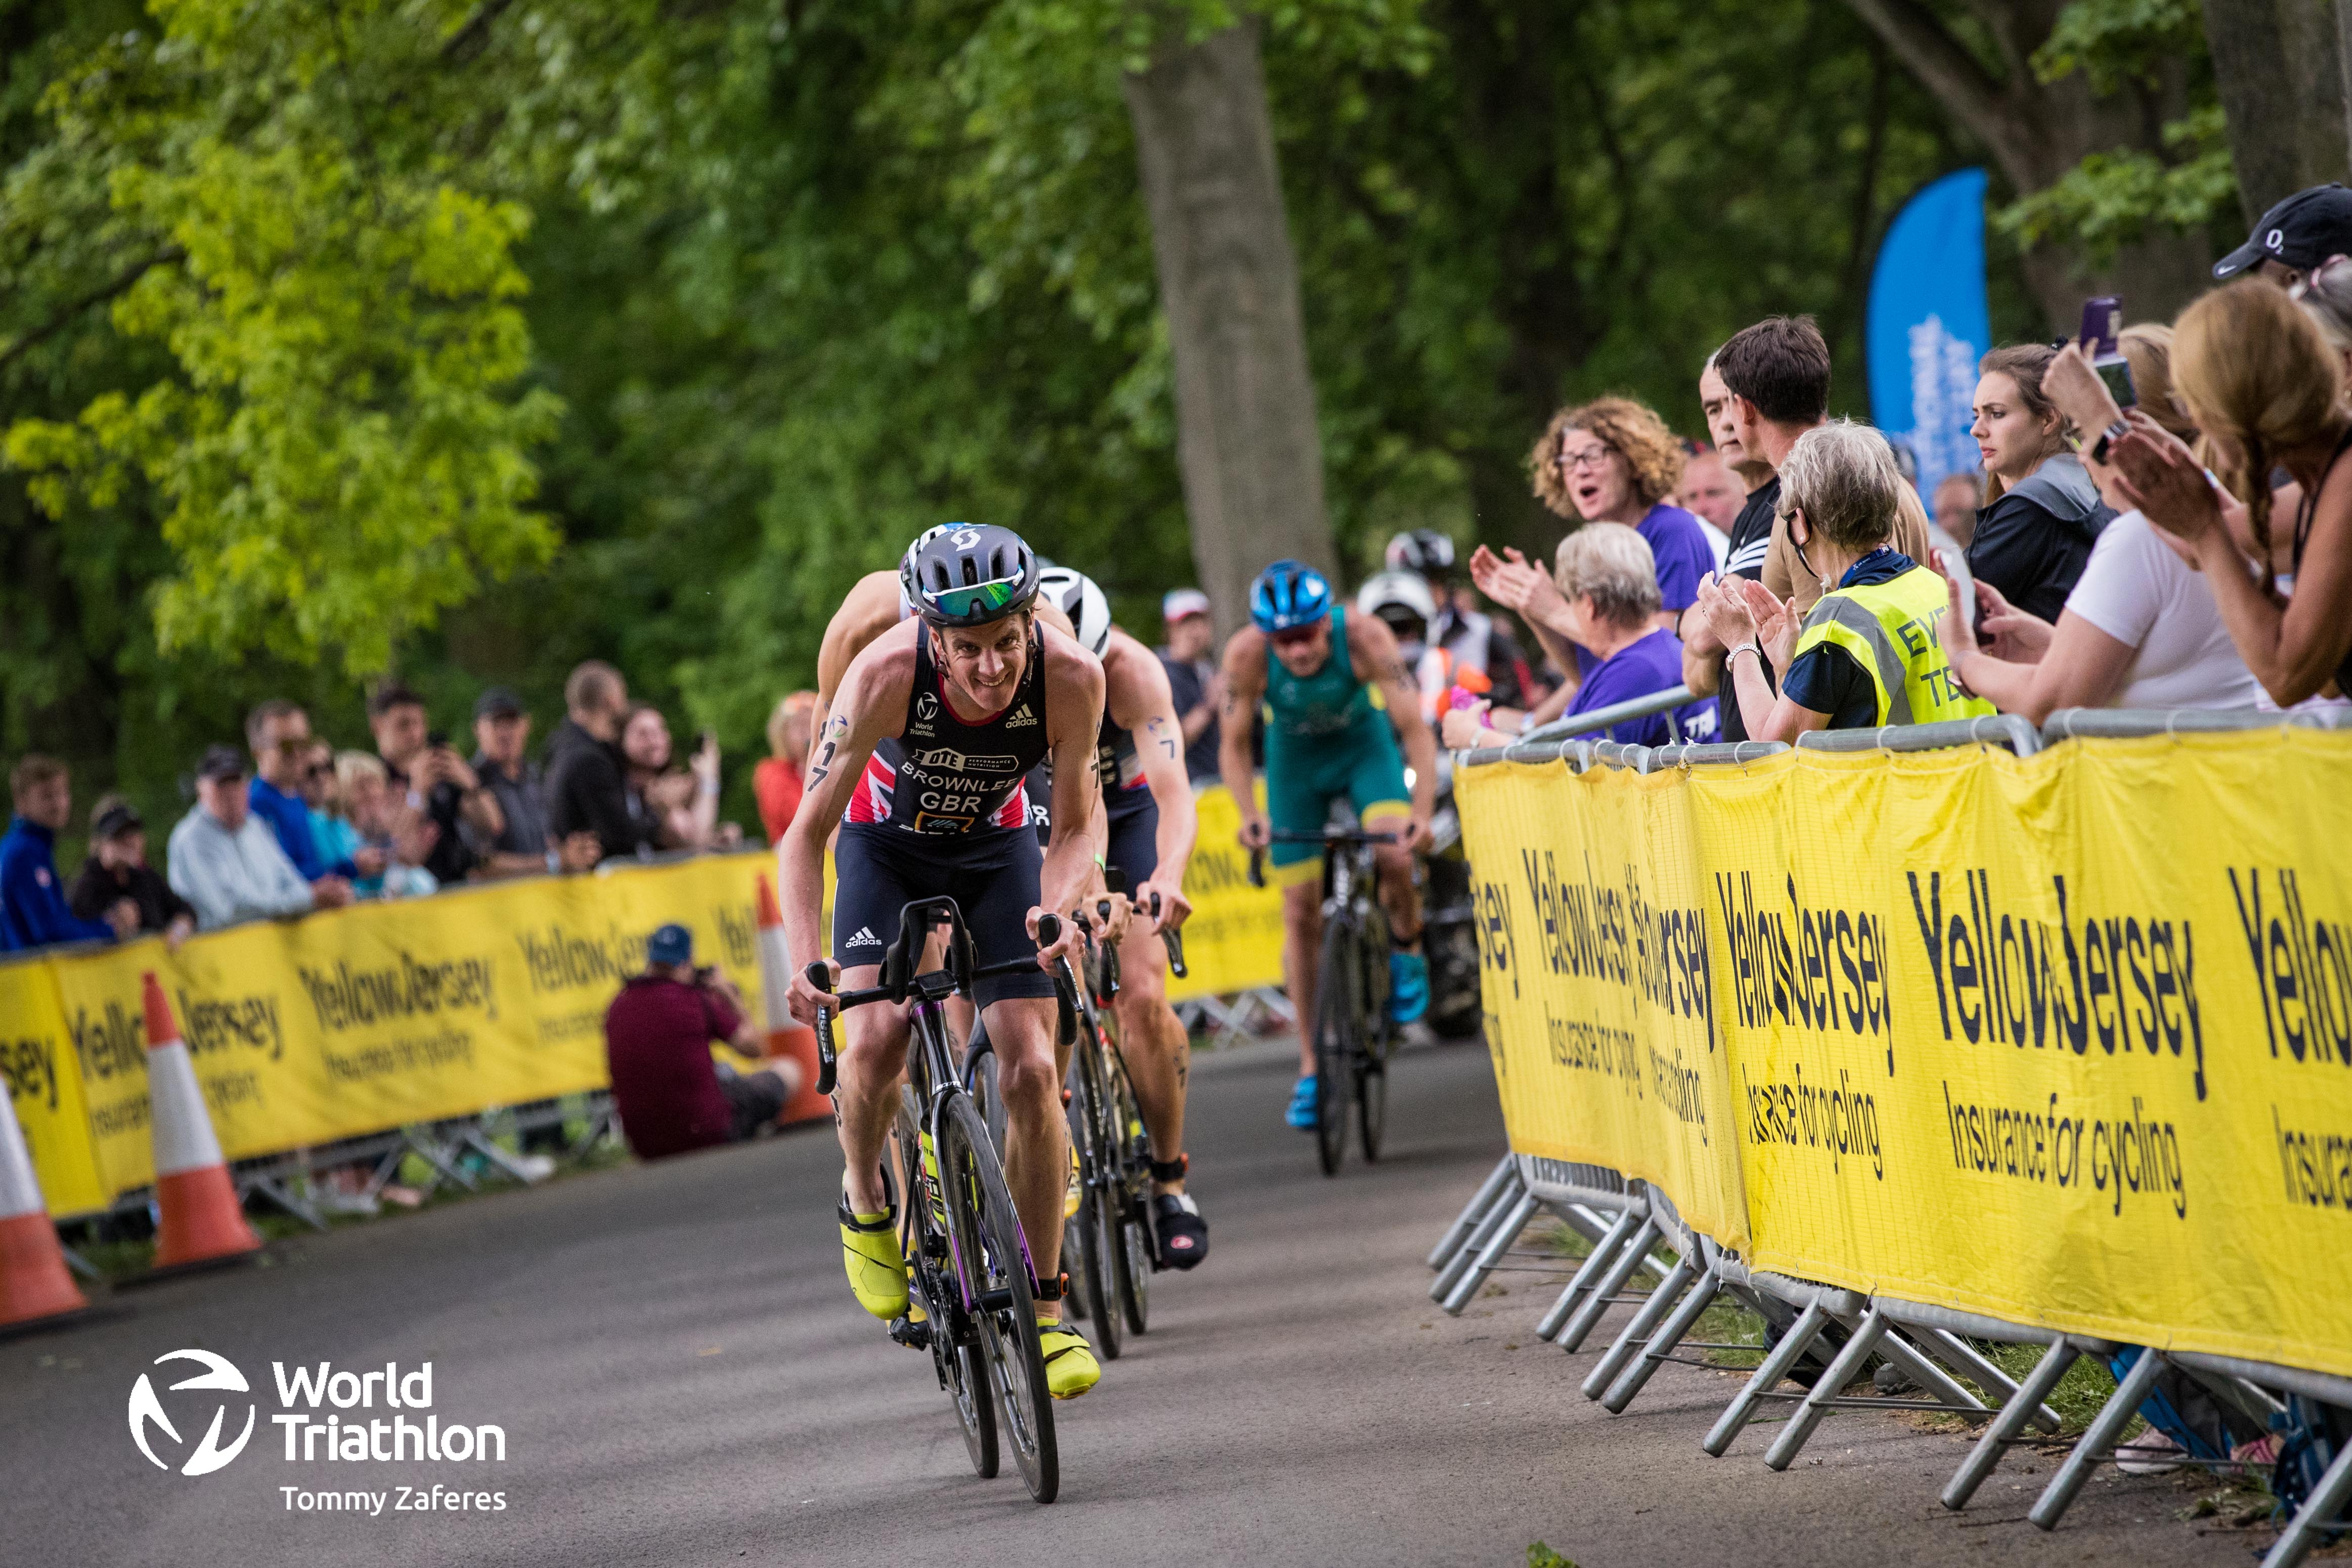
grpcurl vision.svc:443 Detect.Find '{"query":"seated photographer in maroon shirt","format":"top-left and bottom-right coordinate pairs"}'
top-left (604, 923), bottom-right (798, 1160)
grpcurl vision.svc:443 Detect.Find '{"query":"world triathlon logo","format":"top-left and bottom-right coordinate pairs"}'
top-left (129, 1349), bottom-right (257, 1477)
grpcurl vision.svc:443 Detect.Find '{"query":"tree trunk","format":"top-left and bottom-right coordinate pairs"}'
top-left (1841, 0), bottom-right (2214, 330)
top-left (2202, 0), bottom-right (2348, 221)
top-left (1122, 17), bottom-right (1336, 638)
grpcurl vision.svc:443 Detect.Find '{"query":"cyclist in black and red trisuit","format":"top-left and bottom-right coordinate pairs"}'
top-left (780, 524), bottom-right (1109, 1400)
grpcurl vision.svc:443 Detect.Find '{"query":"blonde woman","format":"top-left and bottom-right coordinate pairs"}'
top-left (2112, 280), bottom-right (2352, 707)
top-left (755, 691), bottom-right (818, 844)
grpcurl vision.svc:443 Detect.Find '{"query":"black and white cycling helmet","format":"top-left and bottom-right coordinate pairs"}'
top-left (905, 523), bottom-right (1041, 628)
top-left (1036, 566), bottom-right (1112, 655)
top-left (898, 524), bottom-right (953, 614)
top-left (1384, 528), bottom-right (1457, 577)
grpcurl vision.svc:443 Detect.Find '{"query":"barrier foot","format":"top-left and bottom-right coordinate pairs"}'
top-left (1870, 1325), bottom-right (1988, 1420)
top-left (404, 1130), bottom-right (479, 1194)
top-left (1555, 1217), bottom-right (1661, 1353)
top-left (1603, 1264), bottom-right (1722, 1413)
top-left (60, 1243), bottom-right (100, 1282)
top-left (1438, 1191), bottom-right (1539, 1315)
top-left (459, 1128), bottom-right (547, 1185)
top-left (1430, 1176), bottom-right (1527, 1309)
top-left (1943, 1339), bottom-right (2082, 1510)
top-left (2027, 1346), bottom-right (2166, 1530)
top-left (1428, 1156), bottom-right (1518, 1273)
top-left (2263, 1430), bottom-right (2352, 1568)
top-left (1705, 1298), bottom-right (1829, 1457)
top-left (1914, 1325), bottom-right (2060, 1433)
top-left (1582, 1252), bottom-right (1700, 1400)
top-left (1535, 1205), bottom-right (1641, 1341)
top-left (1765, 1304), bottom-right (1890, 1470)
top-left (242, 1174), bottom-right (330, 1233)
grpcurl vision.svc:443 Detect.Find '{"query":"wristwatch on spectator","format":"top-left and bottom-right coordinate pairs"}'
top-left (2089, 419), bottom-right (2129, 465)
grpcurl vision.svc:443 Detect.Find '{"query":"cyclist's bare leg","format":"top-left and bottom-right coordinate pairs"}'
top-left (1281, 878), bottom-right (1322, 1078)
top-left (1364, 812), bottom-right (1423, 948)
top-left (833, 963), bottom-right (910, 1216)
top-left (1111, 929), bottom-right (1189, 1196)
top-left (983, 992), bottom-right (1070, 1321)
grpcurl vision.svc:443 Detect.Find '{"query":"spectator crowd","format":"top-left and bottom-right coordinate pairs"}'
top-left (10, 183), bottom-right (2352, 960)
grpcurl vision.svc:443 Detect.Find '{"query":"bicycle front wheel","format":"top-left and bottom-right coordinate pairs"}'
top-left (902, 1091), bottom-right (996, 1480)
top-left (1313, 919), bottom-right (1357, 1176)
top-left (1110, 1068), bottom-right (1151, 1335)
top-left (938, 1095), bottom-right (1059, 1503)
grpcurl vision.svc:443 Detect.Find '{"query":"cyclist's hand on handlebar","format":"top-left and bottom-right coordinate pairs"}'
top-left (1135, 876), bottom-right (1191, 933)
top-left (1093, 890), bottom-right (1135, 945)
top-left (785, 957), bottom-right (841, 1028)
top-left (1238, 813), bottom-right (1271, 850)
top-left (1028, 905), bottom-right (1083, 971)
top-left (1403, 813), bottom-right (1434, 856)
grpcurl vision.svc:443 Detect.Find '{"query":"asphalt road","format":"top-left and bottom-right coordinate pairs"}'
top-left (1, 1033), bottom-right (2246, 1567)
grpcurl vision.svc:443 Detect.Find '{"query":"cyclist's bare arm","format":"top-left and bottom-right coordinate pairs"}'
top-left (1106, 629), bottom-right (1197, 930)
top-left (781, 622), bottom-right (917, 1024)
top-left (1036, 625), bottom-right (1107, 967)
top-left (1346, 610), bottom-right (1438, 842)
top-left (811, 570), bottom-right (905, 765)
top-left (1217, 628), bottom-right (1269, 847)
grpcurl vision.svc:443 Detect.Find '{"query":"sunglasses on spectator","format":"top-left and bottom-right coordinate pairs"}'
top-left (1269, 624), bottom-right (1322, 648)
top-left (305, 763), bottom-right (334, 779)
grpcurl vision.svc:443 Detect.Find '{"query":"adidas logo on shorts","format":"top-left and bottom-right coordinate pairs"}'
top-left (846, 926), bottom-right (881, 947)
top-left (1005, 705), bottom-right (1037, 727)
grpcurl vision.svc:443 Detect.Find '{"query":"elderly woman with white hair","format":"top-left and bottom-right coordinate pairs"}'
top-left (1443, 523), bottom-right (1716, 747)
top-left (1695, 420), bottom-right (1992, 742)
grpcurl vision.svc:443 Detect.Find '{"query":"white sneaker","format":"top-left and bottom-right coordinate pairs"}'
top-left (2114, 1429), bottom-right (2186, 1474)
top-left (511, 1153), bottom-right (557, 1182)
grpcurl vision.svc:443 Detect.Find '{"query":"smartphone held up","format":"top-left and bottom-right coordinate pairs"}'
top-left (2079, 295), bottom-right (2136, 409)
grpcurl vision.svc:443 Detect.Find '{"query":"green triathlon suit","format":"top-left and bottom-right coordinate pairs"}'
top-left (1262, 605), bottom-right (1411, 881)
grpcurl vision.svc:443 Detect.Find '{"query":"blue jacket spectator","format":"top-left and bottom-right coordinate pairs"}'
top-left (244, 698), bottom-right (368, 881)
top-left (2, 755), bottom-right (127, 951)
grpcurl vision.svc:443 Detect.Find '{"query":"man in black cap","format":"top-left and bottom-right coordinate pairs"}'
top-left (167, 744), bottom-right (353, 930)
top-left (69, 796), bottom-right (197, 948)
top-left (2212, 184), bottom-right (2352, 288)
top-left (466, 686), bottom-right (601, 878)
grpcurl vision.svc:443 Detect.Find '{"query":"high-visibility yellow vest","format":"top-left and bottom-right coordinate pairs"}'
top-left (1792, 564), bottom-right (1993, 727)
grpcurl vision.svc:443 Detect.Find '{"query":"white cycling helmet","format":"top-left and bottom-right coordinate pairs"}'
top-left (1355, 569), bottom-right (1437, 626)
top-left (1036, 565), bottom-right (1112, 655)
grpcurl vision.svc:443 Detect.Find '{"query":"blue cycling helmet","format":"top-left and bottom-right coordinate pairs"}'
top-left (1249, 560), bottom-right (1332, 634)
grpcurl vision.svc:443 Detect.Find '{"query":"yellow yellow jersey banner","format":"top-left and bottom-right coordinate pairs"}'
top-left (1458, 730), bottom-right (2352, 1380)
top-left (7, 798), bottom-right (1283, 1218)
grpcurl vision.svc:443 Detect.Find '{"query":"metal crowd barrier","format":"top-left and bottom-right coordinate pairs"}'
top-left (1435, 707), bottom-right (2352, 1566)
top-left (1518, 684), bottom-right (1699, 747)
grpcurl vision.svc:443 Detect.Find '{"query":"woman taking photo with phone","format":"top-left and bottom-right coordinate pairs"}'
top-left (1965, 344), bottom-right (2116, 621)
top-left (2111, 280), bottom-right (2352, 708)
top-left (1938, 324), bottom-right (2261, 721)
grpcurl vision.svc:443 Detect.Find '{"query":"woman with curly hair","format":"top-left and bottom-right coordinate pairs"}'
top-left (1472, 395), bottom-right (1718, 692)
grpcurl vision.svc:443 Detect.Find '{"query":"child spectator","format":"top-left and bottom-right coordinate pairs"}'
top-left (69, 797), bottom-right (196, 948)
top-left (3, 756), bottom-right (134, 950)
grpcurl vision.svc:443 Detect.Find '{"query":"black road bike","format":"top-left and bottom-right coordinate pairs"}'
top-left (1251, 827), bottom-right (1398, 1176)
top-left (808, 898), bottom-right (1082, 1504)
top-left (1058, 890), bottom-right (1186, 1360)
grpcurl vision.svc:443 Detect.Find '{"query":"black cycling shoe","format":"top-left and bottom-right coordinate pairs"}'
top-left (1153, 1192), bottom-right (1209, 1270)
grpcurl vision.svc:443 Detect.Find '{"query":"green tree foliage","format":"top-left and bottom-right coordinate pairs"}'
top-left (1996, 0), bottom-right (2235, 265)
top-left (0, 0), bottom-right (1978, 835)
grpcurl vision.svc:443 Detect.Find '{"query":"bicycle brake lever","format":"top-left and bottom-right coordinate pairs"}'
top-left (803, 960), bottom-right (839, 1097)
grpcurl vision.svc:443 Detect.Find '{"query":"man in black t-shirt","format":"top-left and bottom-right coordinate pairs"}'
top-left (1683, 341), bottom-right (1803, 744)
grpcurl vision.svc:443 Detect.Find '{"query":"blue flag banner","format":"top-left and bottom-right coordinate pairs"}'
top-left (1867, 167), bottom-right (1989, 501)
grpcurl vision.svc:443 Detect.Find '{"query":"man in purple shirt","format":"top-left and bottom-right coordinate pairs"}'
top-left (604, 924), bottom-right (797, 1161)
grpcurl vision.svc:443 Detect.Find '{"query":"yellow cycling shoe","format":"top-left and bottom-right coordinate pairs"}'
top-left (1036, 1319), bottom-right (1100, 1400)
top-left (839, 1197), bottom-right (909, 1321)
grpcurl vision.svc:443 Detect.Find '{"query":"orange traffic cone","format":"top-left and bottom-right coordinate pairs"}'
top-left (0, 1079), bottom-right (89, 1332)
top-left (755, 873), bottom-right (830, 1124)
top-left (142, 974), bottom-right (262, 1270)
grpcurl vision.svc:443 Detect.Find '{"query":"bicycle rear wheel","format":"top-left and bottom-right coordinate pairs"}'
top-left (938, 1095), bottom-right (1058, 1503)
top-left (901, 1091), bottom-right (996, 1479)
top-left (1110, 1068), bottom-right (1151, 1335)
top-left (1313, 920), bottom-right (1357, 1176)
